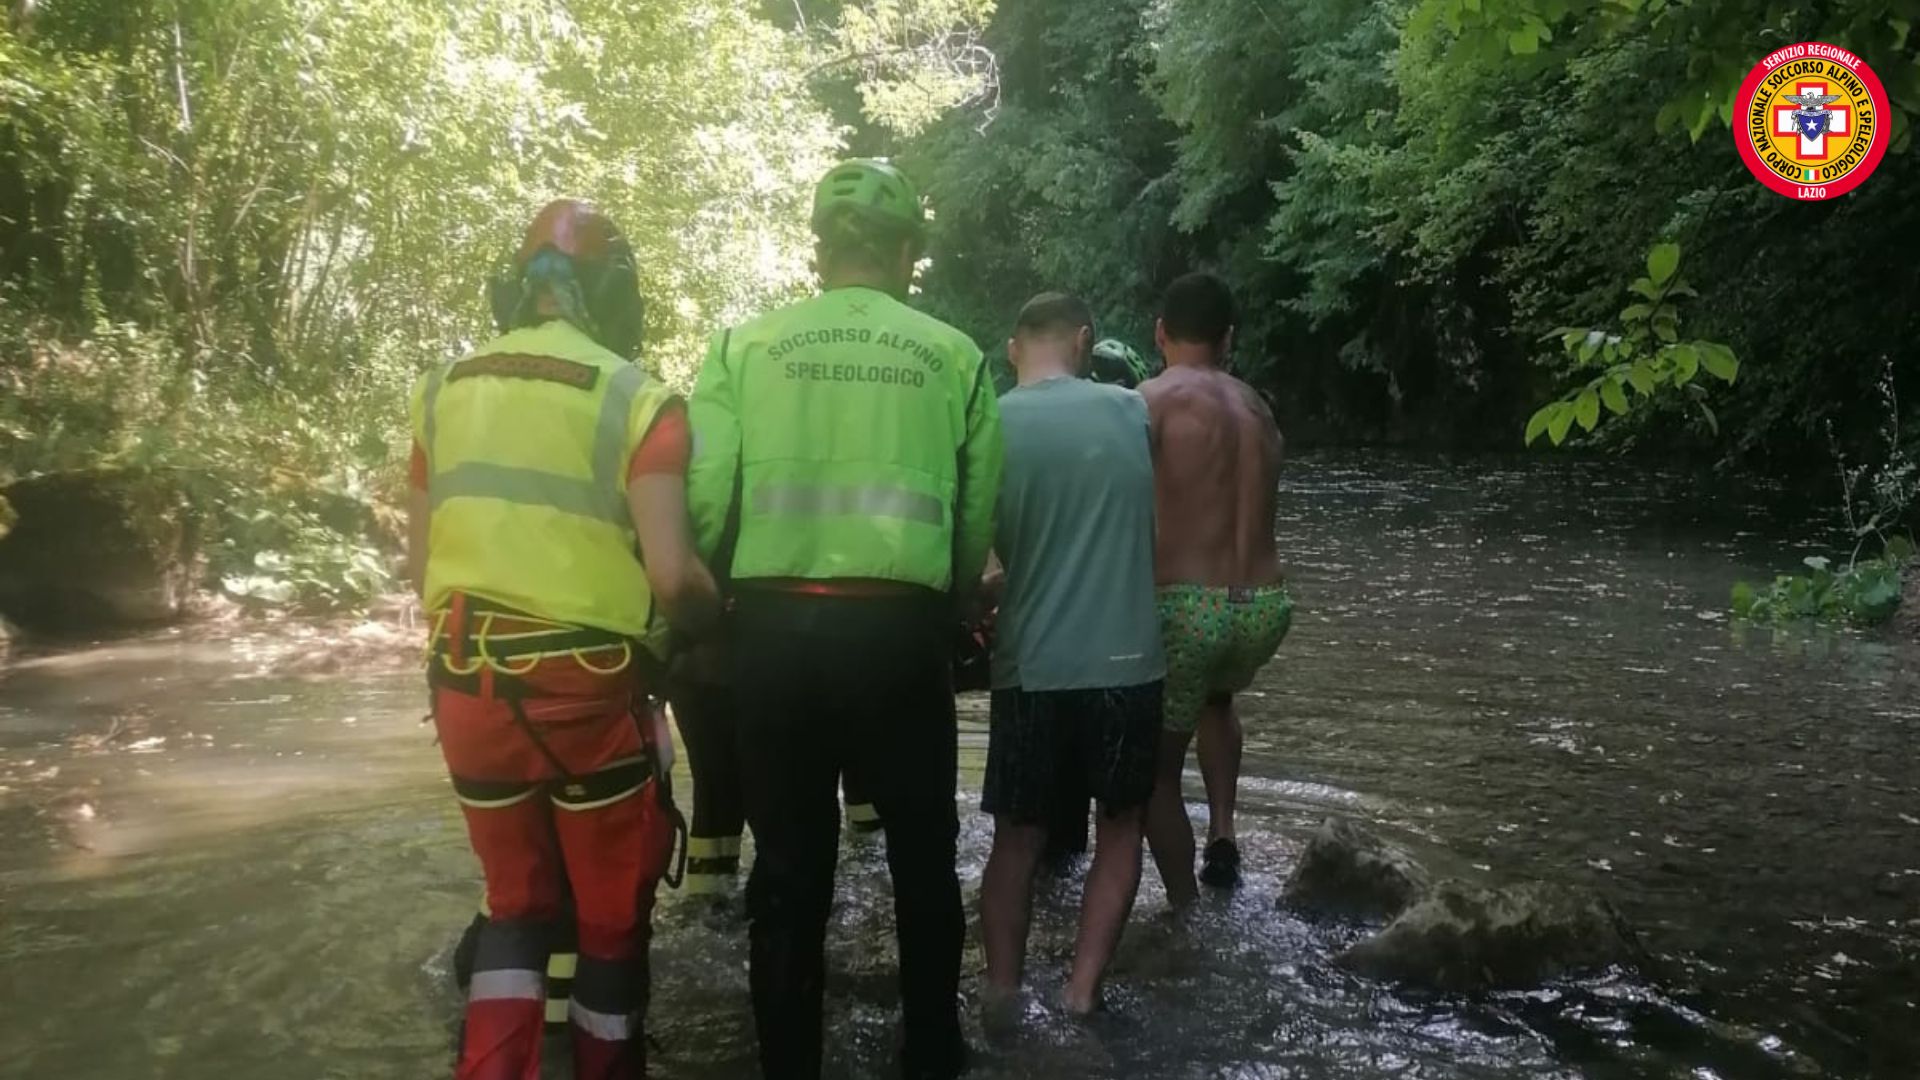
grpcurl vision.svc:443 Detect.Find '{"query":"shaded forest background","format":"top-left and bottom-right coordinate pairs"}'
top-left (1, 0), bottom-right (1917, 612)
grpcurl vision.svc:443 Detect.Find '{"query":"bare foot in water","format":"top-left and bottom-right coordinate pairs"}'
top-left (979, 982), bottom-right (1025, 1042)
top-left (980, 980), bottom-right (1021, 1012)
top-left (1060, 985), bottom-right (1101, 1017)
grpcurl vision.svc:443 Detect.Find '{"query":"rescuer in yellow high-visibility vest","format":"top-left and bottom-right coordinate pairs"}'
top-left (408, 199), bottom-right (720, 1080)
top-left (687, 159), bottom-right (1004, 1080)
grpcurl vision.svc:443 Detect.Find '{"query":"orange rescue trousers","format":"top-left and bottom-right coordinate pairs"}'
top-left (434, 650), bottom-right (675, 1080)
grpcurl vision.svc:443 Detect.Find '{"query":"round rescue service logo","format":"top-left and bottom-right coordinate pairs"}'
top-left (1736, 42), bottom-right (1889, 200)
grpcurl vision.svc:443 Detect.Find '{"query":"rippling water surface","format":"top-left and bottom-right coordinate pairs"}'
top-left (2, 452), bottom-right (1915, 1078)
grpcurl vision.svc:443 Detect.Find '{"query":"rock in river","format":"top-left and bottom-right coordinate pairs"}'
top-left (0, 468), bottom-right (200, 630)
top-left (1281, 816), bottom-right (1431, 921)
top-left (1336, 880), bottom-right (1641, 991)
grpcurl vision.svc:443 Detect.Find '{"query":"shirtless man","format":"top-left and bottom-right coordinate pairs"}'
top-left (1138, 272), bottom-right (1293, 907)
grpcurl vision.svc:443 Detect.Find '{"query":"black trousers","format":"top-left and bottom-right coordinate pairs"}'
top-left (671, 678), bottom-right (746, 888)
top-left (731, 589), bottom-right (964, 1080)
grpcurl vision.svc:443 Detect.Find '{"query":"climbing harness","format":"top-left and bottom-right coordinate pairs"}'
top-left (427, 593), bottom-right (689, 889)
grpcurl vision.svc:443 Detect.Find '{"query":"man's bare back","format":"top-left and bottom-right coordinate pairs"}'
top-left (1139, 365), bottom-right (1283, 588)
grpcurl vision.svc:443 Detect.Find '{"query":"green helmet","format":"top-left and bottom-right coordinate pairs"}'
top-left (1090, 338), bottom-right (1152, 389)
top-left (810, 158), bottom-right (926, 243)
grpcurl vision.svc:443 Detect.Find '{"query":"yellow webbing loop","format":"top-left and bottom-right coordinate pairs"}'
top-left (425, 609), bottom-right (450, 665)
top-left (475, 612), bottom-right (543, 678)
top-left (571, 640), bottom-right (632, 676)
top-left (441, 648), bottom-right (486, 677)
top-left (429, 605), bottom-right (634, 679)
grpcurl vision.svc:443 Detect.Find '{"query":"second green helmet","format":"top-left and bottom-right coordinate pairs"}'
top-left (811, 158), bottom-right (926, 242)
top-left (1090, 338), bottom-right (1153, 389)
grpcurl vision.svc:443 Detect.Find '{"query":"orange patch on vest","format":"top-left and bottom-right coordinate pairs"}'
top-left (450, 353), bottom-right (600, 390)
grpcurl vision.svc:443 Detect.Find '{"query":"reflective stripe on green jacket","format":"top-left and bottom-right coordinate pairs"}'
top-left (687, 286), bottom-right (1003, 593)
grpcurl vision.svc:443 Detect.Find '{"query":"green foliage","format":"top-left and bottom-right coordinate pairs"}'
top-left (818, 0), bottom-right (1000, 136)
top-left (3, 0), bottom-right (843, 382)
top-left (1524, 242), bottom-right (1739, 446)
top-left (1733, 542), bottom-right (1911, 626)
top-left (902, 0), bottom-right (1181, 384)
top-left (1411, 0), bottom-right (1920, 146)
top-left (2, 0), bottom-right (845, 613)
top-left (892, 0), bottom-right (1920, 456)
top-left (0, 305), bottom-right (399, 610)
top-left (1734, 363), bottom-right (1919, 626)
top-left (214, 503), bottom-right (390, 613)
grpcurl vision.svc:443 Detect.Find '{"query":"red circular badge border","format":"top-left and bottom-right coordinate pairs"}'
top-left (1734, 41), bottom-right (1890, 201)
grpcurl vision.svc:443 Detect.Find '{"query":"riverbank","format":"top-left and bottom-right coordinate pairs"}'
top-left (0, 591), bottom-right (425, 677)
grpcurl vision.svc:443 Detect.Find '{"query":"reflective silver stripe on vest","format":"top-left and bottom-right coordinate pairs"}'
top-left (428, 357), bottom-right (647, 525)
top-left (469, 969), bottom-right (545, 1002)
top-left (751, 484), bottom-right (946, 526)
top-left (593, 365), bottom-right (647, 492)
top-left (431, 463), bottom-right (624, 524)
top-left (568, 1000), bottom-right (633, 1041)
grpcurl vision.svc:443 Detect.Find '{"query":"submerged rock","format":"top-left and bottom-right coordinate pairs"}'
top-left (1281, 816), bottom-right (1430, 920)
top-left (0, 468), bottom-right (200, 630)
top-left (1336, 880), bottom-right (1640, 991)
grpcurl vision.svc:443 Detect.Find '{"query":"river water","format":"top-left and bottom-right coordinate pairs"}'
top-left (1, 452), bottom-right (1915, 1079)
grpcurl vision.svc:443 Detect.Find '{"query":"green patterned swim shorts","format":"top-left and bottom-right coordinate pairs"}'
top-left (1156, 584), bottom-right (1293, 734)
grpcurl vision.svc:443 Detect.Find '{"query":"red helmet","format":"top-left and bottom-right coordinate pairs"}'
top-left (515, 199), bottom-right (625, 269)
top-left (491, 199), bottom-right (646, 358)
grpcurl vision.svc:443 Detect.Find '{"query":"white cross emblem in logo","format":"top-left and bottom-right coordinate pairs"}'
top-left (1774, 81), bottom-right (1851, 161)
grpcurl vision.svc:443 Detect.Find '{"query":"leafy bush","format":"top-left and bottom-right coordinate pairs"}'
top-left (215, 509), bottom-right (391, 612)
top-left (201, 464), bottom-right (398, 613)
top-left (0, 307), bottom-right (401, 613)
top-left (1733, 543), bottom-right (1911, 627)
top-left (1732, 361), bottom-right (1918, 628)
top-left (0, 314), bottom-right (185, 481)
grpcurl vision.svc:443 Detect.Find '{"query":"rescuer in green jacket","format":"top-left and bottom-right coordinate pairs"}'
top-left (687, 158), bottom-right (1003, 1080)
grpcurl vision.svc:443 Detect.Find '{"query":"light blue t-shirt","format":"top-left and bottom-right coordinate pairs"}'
top-left (991, 377), bottom-right (1165, 691)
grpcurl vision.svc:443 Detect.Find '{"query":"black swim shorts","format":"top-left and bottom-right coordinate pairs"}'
top-left (982, 681), bottom-right (1162, 825)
